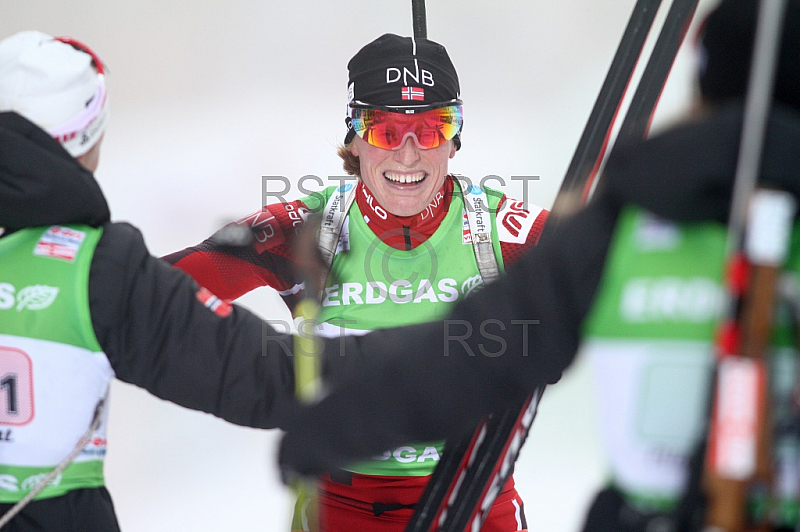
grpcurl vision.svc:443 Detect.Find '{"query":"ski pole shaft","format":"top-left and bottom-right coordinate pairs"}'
top-left (705, 191), bottom-right (796, 531)
top-left (288, 216), bottom-right (328, 531)
top-left (724, 0), bottom-right (788, 260)
top-left (407, 2), bottom-right (695, 529)
top-left (557, 0), bottom-right (662, 206)
top-left (412, 0), bottom-right (427, 39)
top-left (701, 1), bottom-right (790, 530)
top-left (615, 0), bottom-right (700, 146)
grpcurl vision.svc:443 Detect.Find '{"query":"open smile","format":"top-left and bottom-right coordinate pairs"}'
top-left (384, 171), bottom-right (426, 184)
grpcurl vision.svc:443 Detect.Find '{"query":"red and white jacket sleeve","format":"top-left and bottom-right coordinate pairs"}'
top-left (162, 199), bottom-right (313, 302)
top-left (495, 194), bottom-right (550, 268)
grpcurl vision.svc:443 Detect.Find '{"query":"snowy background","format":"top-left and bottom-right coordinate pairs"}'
top-left (4, 0), bottom-right (719, 530)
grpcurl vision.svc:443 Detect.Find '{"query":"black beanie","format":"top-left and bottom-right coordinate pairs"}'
top-left (698, 0), bottom-right (800, 111)
top-left (344, 34), bottom-right (462, 148)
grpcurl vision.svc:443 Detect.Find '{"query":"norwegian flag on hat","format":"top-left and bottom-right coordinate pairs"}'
top-left (401, 86), bottom-right (425, 101)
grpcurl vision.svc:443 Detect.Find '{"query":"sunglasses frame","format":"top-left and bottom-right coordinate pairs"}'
top-left (348, 98), bottom-right (463, 114)
top-left (348, 100), bottom-right (463, 150)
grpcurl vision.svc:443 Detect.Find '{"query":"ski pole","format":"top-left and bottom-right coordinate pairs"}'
top-left (700, 1), bottom-right (790, 530)
top-left (412, 0), bottom-right (427, 39)
top-left (0, 396), bottom-right (106, 528)
top-left (556, 0), bottom-right (663, 208)
top-left (289, 215), bottom-right (327, 532)
top-left (614, 0), bottom-right (700, 146)
top-left (407, 1), bottom-right (699, 530)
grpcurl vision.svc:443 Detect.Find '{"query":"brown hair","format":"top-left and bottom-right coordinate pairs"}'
top-left (337, 143), bottom-right (361, 177)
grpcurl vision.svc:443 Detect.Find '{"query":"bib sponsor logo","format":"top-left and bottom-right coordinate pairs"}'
top-left (321, 278), bottom-right (459, 307)
top-left (0, 283), bottom-right (59, 311)
top-left (471, 197), bottom-right (487, 234)
top-left (635, 213), bottom-right (682, 250)
top-left (386, 60), bottom-right (435, 88)
top-left (0, 472), bottom-right (62, 493)
top-left (372, 445), bottom-right (441, 464)
top-left (498, 201), bottom-right (537, 244)
top-left (34, 226), bottom-right (86, 262)
top-left (324, 192), bottom-right (345, 226)
top-left (15, 286), bottom-right (60, 311)
top-left (362, 188), bottom-right (388, 220)
top-left (0, 474), bottom-right (17, 492)
top-left (462, 211), bottom-right (472, 244)
top-left (21, 472), bottom-right (61, 491)
top-left (620, 277), bottom-right (724, 323)
top-left (461, 275), bottom-right (484, 298)
top-left (336, 218), bottom-right (351, 254)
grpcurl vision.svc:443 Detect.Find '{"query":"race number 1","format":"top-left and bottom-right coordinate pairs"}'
top-left (0, 347), bottom-right (34, 425)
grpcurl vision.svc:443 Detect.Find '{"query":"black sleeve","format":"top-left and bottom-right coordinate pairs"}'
top-left (90, 222), bottom-right (297, 429)
top-left (280, 197), bottom-right (620, 476)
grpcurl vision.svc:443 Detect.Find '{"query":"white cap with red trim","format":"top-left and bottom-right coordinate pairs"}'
top-left (0, 30), bottom-right (109, 157)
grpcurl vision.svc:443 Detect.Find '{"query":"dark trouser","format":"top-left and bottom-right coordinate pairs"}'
top-left (581, 486), bottom-right (679, 532)
top-left (0, 487), bottom-right (121, 532)
top-left (582, 486), bottom-right (799, 532)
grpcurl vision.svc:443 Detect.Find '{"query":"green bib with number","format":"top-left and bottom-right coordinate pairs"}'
top-left (0, 225), bottom-right (113, 502)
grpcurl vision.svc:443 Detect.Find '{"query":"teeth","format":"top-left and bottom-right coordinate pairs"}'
top-left (384, 171), bottom-right (425, 184)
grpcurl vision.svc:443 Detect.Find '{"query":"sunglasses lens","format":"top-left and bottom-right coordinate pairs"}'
top-left (351, 106), bottom-right (462, 150)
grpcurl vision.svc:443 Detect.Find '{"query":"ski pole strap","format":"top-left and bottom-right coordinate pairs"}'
top-left (453, 175), bottom-right (501, 285)
top-left (0, 394), bottom-right (107, 528)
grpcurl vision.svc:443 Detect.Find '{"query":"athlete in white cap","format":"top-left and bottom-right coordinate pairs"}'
top-left (0, 31), bottom-right (109, 171)
top-left (0, 31), bottom-right (299, 531)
